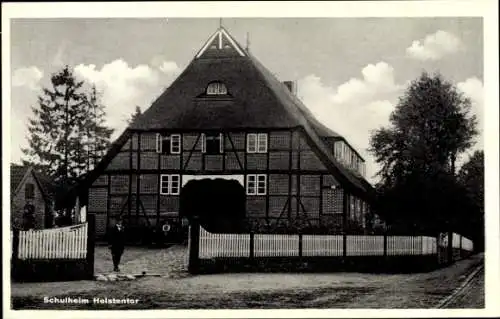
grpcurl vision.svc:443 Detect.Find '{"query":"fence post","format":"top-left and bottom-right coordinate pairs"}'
top-left (447, 231), bottom-right (453, 265)
top-left (383, 231), bottom-right (388, 259)
top-left (420, 235), bottom-right (424, 255)
top-left (12, 230), bottom-right (20, 280)
top-left (188, 217), bottom-right (200, 274)
top-left (86, 214), bottom-right (95, 279)
top-left (342, 192), bottom-right (348, 262)
top-left (298, 233), bottom-right (303, 258)
top-left (249, 231), bottom-right (254, 260)
top-left (459, 234), bottom-right (463, 259)
top-left (436, 234), bottom-right (441, 266)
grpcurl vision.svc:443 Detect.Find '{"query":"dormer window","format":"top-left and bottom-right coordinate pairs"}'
top-left (206, 82), bottom-right (227, 95)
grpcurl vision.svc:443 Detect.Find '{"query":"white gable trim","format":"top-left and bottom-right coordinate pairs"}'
top-left (220, 28), bottom-right (246, 56)
top-left (195, 30), bottom-right (220, 58)
top-left (196, 28), bottom-right (246, 58)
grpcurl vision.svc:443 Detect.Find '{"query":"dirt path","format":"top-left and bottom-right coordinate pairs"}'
top-left (441, 267), bottom-right (484, 308)
top-left (11, 252), bottom-right (484, 309)
top-left (93, 244), bottom-right (188, 276)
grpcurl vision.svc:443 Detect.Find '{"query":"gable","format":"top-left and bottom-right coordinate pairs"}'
top-left (11, 165), bottom-right (29, 198)
top-left (84, 27), bottom-right (373, 201)
top-left (12, 169), bottom-right (37, 200)
top-left (196, 27), bottom-right (246, 59)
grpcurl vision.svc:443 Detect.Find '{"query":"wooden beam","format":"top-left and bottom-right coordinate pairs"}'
top-left (226, 133), bottom-right (244, 170)
top-left (136, 133), bottom-right (141, 221)
top-left (342, 190), bottom-right (349, 257)
top-left (288, 130), bottom-right (293, 221)
top-left (182, 133), bottom-right (202, 170)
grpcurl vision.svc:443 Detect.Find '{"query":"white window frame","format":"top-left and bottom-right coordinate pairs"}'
top-left (156, 134), bottom-right (182, 154)
top-left (246, 174), bottom-right (256, 195)
top-left (170, 134), bottom-right (181, 154)
top-left (247, 134), bottom-right (257, 153)
top-left (160, 174), bottom-right (180, 195)
top-left (202, 133), bottom-right (224, 154)
top-left (257, 133), bottom-right (268, 153)
top-left (247, 133), bottom-right (268, 153)
top-left (246, 174), bottom-right (267, 195)
top-left (206, 82), bottom-right (228, 95)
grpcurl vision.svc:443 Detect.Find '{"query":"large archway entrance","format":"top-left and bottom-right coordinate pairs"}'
top-left (180, 177), bottom-right (246, 233)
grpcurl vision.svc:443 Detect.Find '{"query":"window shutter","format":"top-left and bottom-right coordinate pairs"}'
top-left (219, 133), bottom-right (224, 153)
top-left (201, 133), bottom-right (206, 153)
top-left (156, 133), bottom-right (162, 153)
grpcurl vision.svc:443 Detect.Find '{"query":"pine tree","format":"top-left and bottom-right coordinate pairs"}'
top-left (23, 66), bottom-right (88, 182)
top-left (23, 66), bottom-right (113, 184)
top-left (83, 85), bottom-right (114, 172)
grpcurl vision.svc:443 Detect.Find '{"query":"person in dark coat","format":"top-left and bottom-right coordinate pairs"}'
top-left (109, 216), bottom-right (126, 272)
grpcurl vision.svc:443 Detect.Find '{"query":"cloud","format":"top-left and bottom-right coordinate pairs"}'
top-left (74, 59), bottom-right (181, 137)
top-left (298, 67), bottom-right (485, 181)
top-left (457, 77), bottom-right (484, 156)
top-left (159, 61), bottom-right (180, 74)
top-left (12, 66), bottom-right (43, 90)
top-left (406, 30), bottom-right (464, 61)
top-left (298, 62), bottom-right (404, 183)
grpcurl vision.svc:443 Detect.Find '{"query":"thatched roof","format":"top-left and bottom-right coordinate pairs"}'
top-left (85, 27), bottom-right (374, 200)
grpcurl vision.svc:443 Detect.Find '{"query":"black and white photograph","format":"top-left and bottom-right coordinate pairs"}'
top-left (2, 1), bottom-right (499, 317)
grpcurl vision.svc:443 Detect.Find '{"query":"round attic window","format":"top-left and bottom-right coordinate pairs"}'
top-left (206, 82), bottom-right (228, 95)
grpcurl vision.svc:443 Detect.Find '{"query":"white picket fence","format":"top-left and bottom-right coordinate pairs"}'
top-left (460, 236), bottom-right (474, 251)
top-left (14, 223), bottom-right (88, 260)
top-left (303, 235), bottom-right (344, 257)
top-left (198, 226), bottom-right (443, 259)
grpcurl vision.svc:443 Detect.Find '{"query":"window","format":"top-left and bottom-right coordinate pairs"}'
top-left (247, 133), bottom-right (268, 153)
top-left (246, 174), bottom-right (267, 195)
top-left (25, 183), bottom-right (35, 200)
top-left (160, 175), bottom-right (180, 195)
top-left (206, 82), bottom-right (227, 95)
top-left (202, 133), bottom-right (223, 154)
top-left (156, 134), bottom-right (181, 154)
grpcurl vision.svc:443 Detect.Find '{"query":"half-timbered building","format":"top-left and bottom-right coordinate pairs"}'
top-left (84, 27), bottom-right (375, 240)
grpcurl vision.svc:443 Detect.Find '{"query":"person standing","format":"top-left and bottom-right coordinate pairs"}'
top-left (109, 216), bottom-right (126, 272)
top-left (23, 202), bottom-right (35, 230)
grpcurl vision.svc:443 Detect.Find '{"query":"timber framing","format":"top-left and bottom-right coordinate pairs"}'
top-left (81, 26), bottom-right (375, 238)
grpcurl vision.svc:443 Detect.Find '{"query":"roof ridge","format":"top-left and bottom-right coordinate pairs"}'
top-left (247, 53), bottom-right (369, 195)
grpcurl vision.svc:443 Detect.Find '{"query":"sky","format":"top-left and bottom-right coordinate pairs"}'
top-left (9, 17), bottom-right (484, 183)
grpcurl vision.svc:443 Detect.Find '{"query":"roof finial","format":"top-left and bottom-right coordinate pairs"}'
top-left (219, 18), bottom-right (223, 29)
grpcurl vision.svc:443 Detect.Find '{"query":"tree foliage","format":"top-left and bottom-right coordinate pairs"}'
top-left (83, 84), bottom-right (114, 171)
top-left (369, 72), bottom-right (478, 233)
top-left (128, 106), bottom-right (142, 125)
top-left (457, 150), bottom-right (484, 250)
top-left (22, 66), bottom-right (113, 199)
